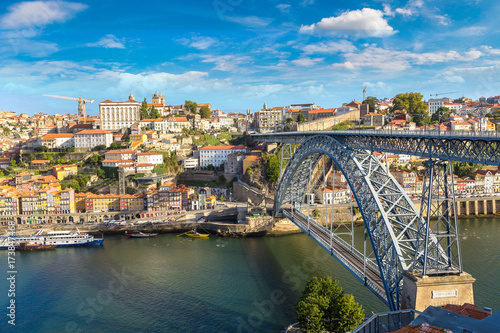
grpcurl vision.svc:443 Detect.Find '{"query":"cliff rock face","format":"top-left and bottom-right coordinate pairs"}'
top-left (241, 159), bottom-right (278, 196)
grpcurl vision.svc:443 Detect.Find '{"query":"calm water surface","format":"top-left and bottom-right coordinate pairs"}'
top-left (1, 217), bottom-right (499, 332)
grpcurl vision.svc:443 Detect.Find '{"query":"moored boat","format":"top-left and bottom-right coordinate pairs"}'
top-left (0, 229), bottom-right (104, 249)
top-left (125, 231), bottom-right (158, 238)
top-left (15, 242), bottom-right (56, 251)
top-left (177, 230), bottom-right (209, 238)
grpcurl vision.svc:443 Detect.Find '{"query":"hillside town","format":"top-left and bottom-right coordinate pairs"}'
top-left (0, 91), bottom-right (499, 226)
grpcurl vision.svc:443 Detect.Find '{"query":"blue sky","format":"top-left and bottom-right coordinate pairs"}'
top-left (1, 0), bottom-right (500, 116)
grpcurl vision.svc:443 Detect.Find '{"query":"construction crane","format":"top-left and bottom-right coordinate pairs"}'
top-left (430, 92), bottom-right (458, 98)
top-left (42, 94), bottom-right (94, 123)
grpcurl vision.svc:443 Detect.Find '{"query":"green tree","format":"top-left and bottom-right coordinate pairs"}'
top-left (149, 106), bottom-right (161, 118)
top-left (362, 96), bottom-right (379, 113)
top-left (297, 113), bottom-right (306, 123)
top-left (431, 106), bottom-right (451, 124)
top-left (286, 117), bottom-right (293, 124)
top-left (296, 276), bottom-right (364, 333)
top-left (140, 98), bottom-right (149, 119)
top-left (485, 112), bottom-right (493, 118)
top-left (65, 146), bottom-right (75, 152)
top-left (311, 209), bottom-right (321, 217)
top-left (200, 105), bottom-right (211, 119)
top-left (9, 160), bottom-right (16, 167)
top-left (110, 142), bottom-right (120, 150)
top-left (2, 126), bottom-right (11, 135)
top-left (93, 144), bottom-right (106, 151)
top-left (184, 100), bottom-right (198, 113)
top-left (97, 168), bottom-right (105, 178)
top-left (126, 187), bottom-right (137, 194)
top-left (453, 161), bottom-right (482, 177)
top-left (219, 195), bottom-right (226, 202)
top-left (266, 155), bottom-right (280, 182)
top-left (390, 92), bottom-right (429, 126)
top-left (34, 145), bottom-right (48, 153)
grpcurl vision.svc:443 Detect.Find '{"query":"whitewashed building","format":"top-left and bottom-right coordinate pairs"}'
top-left (199, 145), bottom-right (247, 168)
top-left (99, 94), bottom-right (141, 131)
top-left (74, 129), bottom-right (113, 152)
top-left (136, 152), bottom-right (164, 165)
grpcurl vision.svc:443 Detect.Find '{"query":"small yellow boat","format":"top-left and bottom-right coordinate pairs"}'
top-left (177, 230), bottom-right (209, 238)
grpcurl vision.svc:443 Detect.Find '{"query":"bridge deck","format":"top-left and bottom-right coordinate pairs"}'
top-left (282, 208), bottom-right (388, 305)
top-left (253, 130), bottom-right (500, 166)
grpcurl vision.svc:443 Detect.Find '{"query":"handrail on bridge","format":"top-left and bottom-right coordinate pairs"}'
top-left (253, 128), bottom-right (500, 139)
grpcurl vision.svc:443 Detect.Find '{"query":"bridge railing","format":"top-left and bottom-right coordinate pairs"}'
top-left (254, 129), bottom-right (500, 139)
top-left (329, 128), bottom-right (499, 138)
top-left (283, 209), bottom-right (387, 302)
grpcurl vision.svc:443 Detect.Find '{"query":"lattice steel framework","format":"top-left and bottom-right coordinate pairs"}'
top-left (413, 160), bottom-right (462, 276)
top-left (254, 131), bottom-right (500, 166)
top-left (275, 135), bottom-right (452, 310)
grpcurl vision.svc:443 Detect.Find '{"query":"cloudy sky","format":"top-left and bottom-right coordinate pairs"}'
top-left (0, 0), bottom-right (499, 116)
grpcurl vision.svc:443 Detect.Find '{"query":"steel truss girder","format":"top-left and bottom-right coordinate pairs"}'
top-left (252, 132), bottom-right (500, 166)
top-left (275, 135), bottom-right (429, 310)
top-left (414, 160), bottom-right (463, 276)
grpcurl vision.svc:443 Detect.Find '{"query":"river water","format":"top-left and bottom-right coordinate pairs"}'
top-left (1, 217), bottom-right (499, 332)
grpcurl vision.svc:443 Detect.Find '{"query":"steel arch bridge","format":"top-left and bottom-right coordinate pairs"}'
top-left (257, 132), bottom-right (489, 310)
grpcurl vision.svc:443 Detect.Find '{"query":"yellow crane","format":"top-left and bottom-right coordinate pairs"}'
top-left (42, 94), bottom-right (94, 123)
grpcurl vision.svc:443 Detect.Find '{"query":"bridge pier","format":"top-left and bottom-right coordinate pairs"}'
top-left (401, 271), bottom-right (475, 312)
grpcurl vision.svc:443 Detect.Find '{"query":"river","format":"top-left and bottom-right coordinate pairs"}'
top-left (1, 217), bottom-right (499, 332)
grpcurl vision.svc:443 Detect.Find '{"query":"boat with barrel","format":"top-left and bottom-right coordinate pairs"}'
top-left (177, 230), bottom-right (209, 238)
top-left (124, 231), bottom-right (158, 238)
top-left (15, 242), bottom-right (56, 251)
top-left (0, 229), bottom-right (104, 249)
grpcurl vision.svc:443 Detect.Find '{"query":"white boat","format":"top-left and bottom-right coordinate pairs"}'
top-left (0, 229), bottom-right (104, 249)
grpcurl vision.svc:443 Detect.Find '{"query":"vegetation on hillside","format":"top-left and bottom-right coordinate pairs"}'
top-left (296, 276), bottom-right (364, 333)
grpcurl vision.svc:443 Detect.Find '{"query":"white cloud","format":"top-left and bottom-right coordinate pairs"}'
top-left (300, 0), bottom-right (314, 6)
top-left (301, 40), bottom-right (357, 54)
top-left (0, 1), bottom-right (87, 29)
top-left (331, 46), bottom-right (487, 72)
top-left (331, 61), bottom-right (356, 70)
top-left (299, 8), bottom-right (396, 38)
top-left (456, 26), bottom-right (487, 36)
top-left (433, 14), bottom-right (450, 26)
top-left (0, 36), bottom-right (59, 57)
top-left (86, 35), bottom-right (125, 49)
top-left (199, 55), bottom-right (252, 72)
top-left (225, 16), bottom-right (273, 28)
top-left (481, 45), bottom-right (500, 55)
top-left (363, 81), bottom-right (388, 90)
top-left (177, 36), bottom-right (218, 50)
top-left (383, 5), bottom-right (394, 17)
top-left (276, 4), bottom-right (291, 13)
top-left (291, 57), bottom-right (324, 66)
top-left (395, 8), bottom-right (413, 16)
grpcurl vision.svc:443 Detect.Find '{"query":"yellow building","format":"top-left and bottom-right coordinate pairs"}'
top-left (206, 195), bottom-right (217, 209)
top-left (130, 134), bottom-right (147, 145)
top-left (75, 193), bottom-right (89, 212)
top-left (86, 194), bottom-right (121, 212)
top-left (53, 164), bottom-right (78, 181)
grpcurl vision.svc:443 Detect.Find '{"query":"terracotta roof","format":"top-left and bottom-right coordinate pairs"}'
top-left (136, 163), bottom-right (154, 167)
top-left (31, 160), bottom-right (51, 164)
top-left (201, 145), bottom-right (246, 150)
top-left (309, 108), bottom-right (337, 114)
top-left (42, 133), bottom-right (74, 139)
top-left (137, 152), bottom-right (162, 155)
top-left (102, 160), bottom-right (134, 163)
top-left (75, 129), bottom-right (112, 135)
top-left (106, 150), bottom-right (136, 154)
top-left (442, 303), bottom-right (491, 320)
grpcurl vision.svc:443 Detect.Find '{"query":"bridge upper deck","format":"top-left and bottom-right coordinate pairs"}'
top-left (252, 130), bottom-right (500, 165)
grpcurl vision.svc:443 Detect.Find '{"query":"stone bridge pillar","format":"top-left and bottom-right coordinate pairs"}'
top-left (402, 271), bottom-right (475, 312)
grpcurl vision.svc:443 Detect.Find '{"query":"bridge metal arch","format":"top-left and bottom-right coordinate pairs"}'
top-left (275, 135), bottom-right (425, 310)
